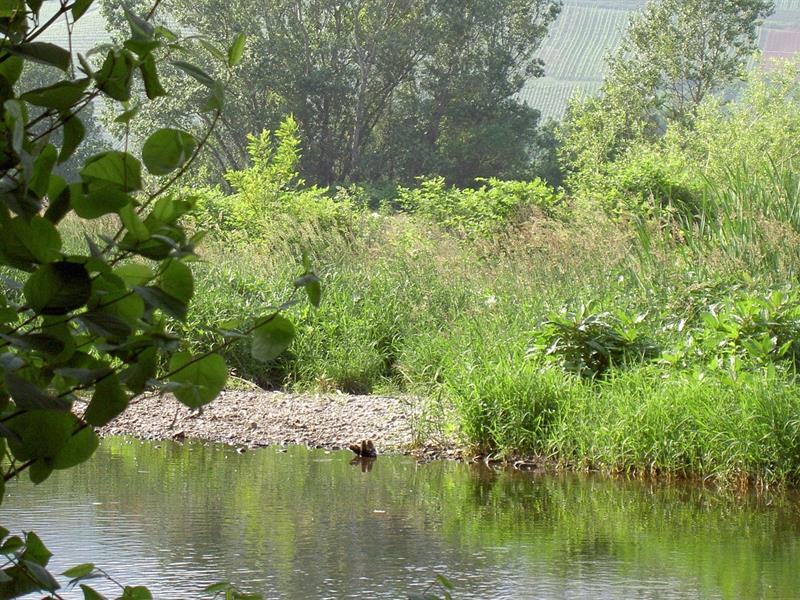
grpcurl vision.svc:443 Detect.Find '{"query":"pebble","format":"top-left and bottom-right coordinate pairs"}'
top-left (99, 390), bottom-right (435, 455)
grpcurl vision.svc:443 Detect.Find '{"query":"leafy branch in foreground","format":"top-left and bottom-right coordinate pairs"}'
top-left (0, 1), bottom-right (314, 597)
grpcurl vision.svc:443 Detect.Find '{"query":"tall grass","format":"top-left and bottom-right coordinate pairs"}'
top-left (156, 160), bottom-right (800, 485)
top-left (56, 83), bottom-right (800, 485)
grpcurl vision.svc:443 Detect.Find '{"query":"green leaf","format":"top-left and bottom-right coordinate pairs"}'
top-left (159, 260), bottom-right (193, 304)
top-left (124, 38), bottom-right (160, 58)
top-left (134, 285), bottom-right (187, 320)
top-left (114, 264), bottom-right (152, 286)
top-left (29, 458), bottom-right (53, 483)
top-left (72, 189), bottom-right (131, 219)
top-left (0, 56), bottom-right (23, 86)
top-left (71, 0), bottom-right (94, 20)
top-left (78, 311), bottom-right (132, 339)
top-left (7, 411), bottom-right (74, 461)
top-left (121, 586), bottom-right (152, 600)
top-left (151, 195), bottom-right (194, 223)
top-left (54, 367), bottom-right (113, 385)
top-left (120, 346), bottom-right (157, 394)
top-left (4, 98), bottom-right (26, 155)
top-left (199, 38), bottom-right (226, 62)
top-left (228, 33), bottom-right (247, 67)
top-left (98, 289), bottom-right (145, 325)
top-left (435, 575), bottom-right (454, 590)
top-left (125, 8), bottom-right (154, 41)
top-left (26, 0), bottom-right (43, 15)
top-left (203, 80), bottom-right (225, 112)
top-left (154, 25), bottom-right (178, 41)
top-left (140, 54), bottom-right (166, 99)
top-left (171, 61), bottom-right (215, 87)
top-left (12, 215), bottom-right (62, 262)
top-left (62, 563), bottom-right (95, 579)
top-left (305, 279), bottom-right (321, 307)
top-left (28, 143), bottom-right (58, 197)
top-left (43, 321), bottom-right (77, 364)
top-left (80, 151), bottom-right (142, 192)
top-left (0, 332), bottom-right (65, 355)
top-left (168, 352), bottom-right (227, 408)
top-left (81, 584), bottom-right (109, 600)
top-left (21, 560), bottom-right (59, 591)
top-left (77, 53), bottom-right (94, 77)
top-left (251, 315), bottom-right (295, 362)
top-left (119, 203), bottom-right (149, 241)
top-left (295, 273), bottom-right (321, 308)
top-left (60, 113), bottom-right (85, 163)
top-left (141, 128), bottom-right (196, 176)
top-left (115, 104), bottom-right (141, 124)
top-left (20, 79), bottom-right (89, 110)
top-left (5, 373), bottom-right (71, 410)
top-left (24, 261), bottom-right (91, 315)
top-left (52, 425), bottom-right (98, 469)
top-left (84, 373), bottom-right (129, 426)
top-left (94, 49), bottom-right (135, 101)
top-left (44, 176), bottom-right (71, 223)
top-left (0, 536), bottom-right (23, 554)
top-left (7, 43), bottom-right (71, 71)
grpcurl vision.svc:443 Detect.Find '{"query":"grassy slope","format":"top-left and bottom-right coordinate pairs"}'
top-left (159, 185), bottom-right (800, 485)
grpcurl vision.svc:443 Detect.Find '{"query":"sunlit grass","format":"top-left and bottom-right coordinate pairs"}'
top-left (56, 162), bottom-right (800, 485)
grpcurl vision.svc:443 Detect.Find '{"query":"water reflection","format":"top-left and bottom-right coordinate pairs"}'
top-left (1, 438), bottom-right (798, 599)
top-left (350, 456), bottom-right (377, 472)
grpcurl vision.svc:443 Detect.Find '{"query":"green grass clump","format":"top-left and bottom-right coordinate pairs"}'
top-left (552, 368), bottom-right (800, 483)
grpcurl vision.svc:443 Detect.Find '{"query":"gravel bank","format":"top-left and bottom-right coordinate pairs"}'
top-left (101, 390), bottom-right (426, 454)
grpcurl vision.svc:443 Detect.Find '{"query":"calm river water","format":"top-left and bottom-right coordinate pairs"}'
top-left (2, 438), bottom-right (799, 599)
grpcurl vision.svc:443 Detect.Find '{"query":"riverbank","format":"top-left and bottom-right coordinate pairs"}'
top-left (100, 390), bottom-right (446, 456)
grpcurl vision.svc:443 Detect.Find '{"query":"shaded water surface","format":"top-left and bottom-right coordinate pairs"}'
top-left (2, 438), bottom-right (799, 599)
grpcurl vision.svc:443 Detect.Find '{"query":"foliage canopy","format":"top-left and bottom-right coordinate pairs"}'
top-left (102, 0), bottom-right (562, 187)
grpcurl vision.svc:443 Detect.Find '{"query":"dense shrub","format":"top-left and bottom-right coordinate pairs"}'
top-left (397, 177), bottom-right (566, 237)
top-left (188, 116), bottom-right (358, 240)
top-left (529, 303), bottom-right (661, 379)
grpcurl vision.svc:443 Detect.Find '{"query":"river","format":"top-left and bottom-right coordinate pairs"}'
top-left (2, 438), bottom-right (798, 599)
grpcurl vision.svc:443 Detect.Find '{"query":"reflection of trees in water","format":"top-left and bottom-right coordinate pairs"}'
top-left (11, 439), bottom-right (800, 599)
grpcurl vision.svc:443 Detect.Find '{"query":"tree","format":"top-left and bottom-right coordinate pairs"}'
top-left (608, 0), bottom-right (774, 126)
top-left (0, 1), bottom-right (315, 597)
top-left (559, 0), bottom-right (773, 194)
top-left (379, 0), bottom-right (560, 187)
top-left (102, 0), bottom-right (561, 187)
top-left (103, 0), bottom-right (439, 185)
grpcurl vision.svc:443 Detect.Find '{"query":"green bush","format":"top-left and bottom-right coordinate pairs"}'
top-left (688, 289), bottom-right (800, 372)
top-left (566, 140), bottom-right (699, 217)
top-left (0, 2), bottom-right (305, 597)
top-left (397, 176), bottom-right (566, 237)
top-left (189, 116), bottom-right (358, 240)
top-left (529, 303), bottom-right (661, 378)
